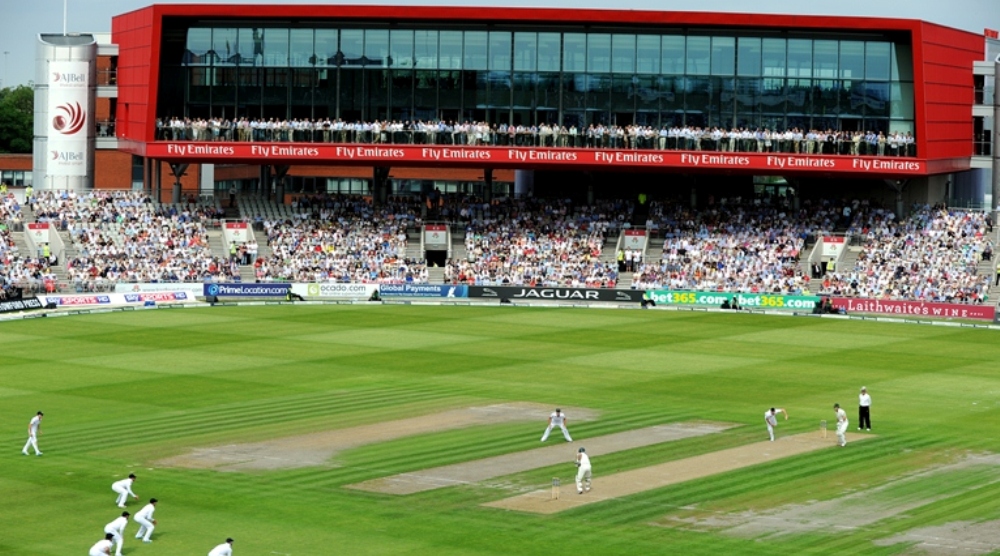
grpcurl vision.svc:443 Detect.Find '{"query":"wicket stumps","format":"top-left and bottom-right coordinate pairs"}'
top-left (820, 419), bottom-right (828, 438)
top-left (551, 477), bottom-right (560, 500)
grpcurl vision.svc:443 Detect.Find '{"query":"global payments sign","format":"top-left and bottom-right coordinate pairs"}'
top-left (203, 283), bottom-right (291, 297)
top-left (646, 290), bottom-right (820, 310)
top-left (380, 284), bottom-right (468, 298)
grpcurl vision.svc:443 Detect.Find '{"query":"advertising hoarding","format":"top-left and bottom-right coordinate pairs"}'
top-left (203, 283), bottom-right (291, 297)
top-left (830, 297), bottom-right (995, 321)
top-left (468, 286), bottom-right (642, 302)
top-left (380, 284), bottom-right (468, 298)
top-left (646, 290), bottom-right (820, 310)
top-left (47, 61), bottom-right (90, 177)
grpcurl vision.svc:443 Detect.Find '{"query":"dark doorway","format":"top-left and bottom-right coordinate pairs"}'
top-left (426, 250), bottom-right (448, 267)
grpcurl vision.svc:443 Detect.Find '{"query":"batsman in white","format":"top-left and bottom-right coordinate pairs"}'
top-left (133, 498), bottom-right (158, 543)
top-left (764, 407), bottom-right (788, 441)
top-left (834, 403), bottom-right (849, 447)
top-left (88, 533), bottom-right (114, 556)
top-left (111, 474), bottom-right (138, 508)
top-left (208, 537), bottom-right (235, 556)
top-left (103, 511), bottom-right (129, 556)
top-left (575, 447), bottom-right (592, 494)
top-left (541, 408), bottom-right (572, 442)
top-left (22, 411), bottom-right (43, 456)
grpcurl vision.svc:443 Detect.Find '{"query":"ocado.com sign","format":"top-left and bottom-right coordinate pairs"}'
top-left (296, 283), bottom-right (377, 298)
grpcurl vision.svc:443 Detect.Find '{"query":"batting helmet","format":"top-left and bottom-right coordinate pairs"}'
top-left (578, 447), bottom-right (586, 453)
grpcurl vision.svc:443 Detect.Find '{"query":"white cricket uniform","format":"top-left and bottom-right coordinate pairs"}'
top-left (575, 452), bottom-right (592, 493)
top-left (134, 503), bottom-right (156, 541)
top-left (112, 478), bottom-right (136, 507)
top-left (835, 408), bottom-right (849, 446)
top-left (541, 411), bottom-right (572, 442)
top-left (23, 415), bottom-right (42, 455)
top-left (104, 516), bottom-right (128, 556)
top-left (208, 542), bottom-right (234, 556)
top-left (764, 410), bottom-right (781, 441)
top-left (89, 539), bottom-right (113, 556)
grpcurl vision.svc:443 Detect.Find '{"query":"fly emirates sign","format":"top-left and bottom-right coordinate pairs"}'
top-left (150, 143), bottom-right (926, 174)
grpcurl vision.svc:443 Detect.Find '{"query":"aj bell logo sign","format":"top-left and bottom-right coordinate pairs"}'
top-left (51, 150), bottom-right (85, 162)
top-left (52, 72), bottom-right (87, 84)
top-left (52, 102), bottom-right (87, 135)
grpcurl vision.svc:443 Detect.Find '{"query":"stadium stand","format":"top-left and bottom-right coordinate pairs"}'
top-left (254, 195), bottom-right (426, 283)
top-left (821, 205), bottom-right (993, 304)
top-left (9, 188), bottom-right (998, 307)
top-left (29, 190), bottom-right (237, 291)
top-left (443, 198), bottom-right (626, 287)
top-left (630, 198), bottom-right (852, 293)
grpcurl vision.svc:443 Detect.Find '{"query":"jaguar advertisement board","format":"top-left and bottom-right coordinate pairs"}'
top-left (468, 286), bottom-right (642, 302)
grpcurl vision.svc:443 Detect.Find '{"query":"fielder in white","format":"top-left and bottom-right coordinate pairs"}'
top-left (208, 537), bottom-right (235, 556)
top-left (103, 511), bottom-right (129, 556)
top-left (575, 446), bottom-right (592, 494)
top-left (764, 407), bottom-right (788, 441)
top-left (834, 403), bottom-right (849, 447)
top-left (541, 408), bottom-right (572, 442)
top-left (89, 533), bottom-right (115, 556)
top-left (112, 474), bottom-right (138, 508)
top-left (22, 411), bottom-right (43, 456)
top-left (133, 498), bottom-right (158, 543)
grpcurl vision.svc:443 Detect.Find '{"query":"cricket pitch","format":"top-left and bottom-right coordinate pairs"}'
top-left (484, 432), bottom-right (873, 514)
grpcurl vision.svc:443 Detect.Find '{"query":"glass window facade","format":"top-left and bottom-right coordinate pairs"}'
top-left (164, 23), bottom-right (913, 133)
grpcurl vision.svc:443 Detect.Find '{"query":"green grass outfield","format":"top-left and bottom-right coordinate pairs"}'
top-left (2, 304), bottom-right (999, 555)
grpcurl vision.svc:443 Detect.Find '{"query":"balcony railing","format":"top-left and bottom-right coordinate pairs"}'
top-left (973, 137), bottom-right (992, 157)
top-left (97, 69), bottom-right (117, 86)
top-left (96, 120), bottom-right (116, 137)
top-left (974, 87), bottom-right (995, 106)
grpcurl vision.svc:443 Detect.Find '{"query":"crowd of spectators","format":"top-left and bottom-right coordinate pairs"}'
top-left (3, 192), bottom-right (57, 296)
top-left (630, 197), bottom-right (849, 294)
top-left (156, 117), bottom-right (917, 156)
top-left (31, 190), bottom-right (225, 229)
top-left (8, 188), bottom-right (999, 307)
top-left (1, 225), bottom-right (57, 298)
top-left (443, 198), bottom-right (628, 288)
top-left (820, 205), bottom-right (993, 304)
top-left (256, 195), bottom-right (426, 284)
top-left (29, 190), bottom-right (239, 291)
top-left (1, 192), bottom-right (24, 228)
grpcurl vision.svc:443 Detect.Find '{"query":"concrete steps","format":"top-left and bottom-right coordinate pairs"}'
top-left (405, 241), bottom-right (423, 261)
top-left (452, 233), bottom-right (468, 262)
top-left (208, 230), bottom-right (228, 260)
top-left (12, 231), bottom-right (32, 260)
top-left (978, 254), bottom-right (998, 301)
top-left (601, 243), bottom-right (618, 264)
top-left (427, 267), bottom-right (445, 284)
top-left (239, 265), bottom-right (256, 283)
top-left (837, 245), bottom-right (862, 274)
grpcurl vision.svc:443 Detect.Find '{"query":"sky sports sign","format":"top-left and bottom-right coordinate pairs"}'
top-left (379, 284), bottom-right (468, 298)
top-left (203, 283), bottom-right (291, 297)
top-left (48, 61), bottom-right (89, 177)
top-left (646, 290), bottom-right (820, 310)
top-left (123, 292), bottom-right (190, 303)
